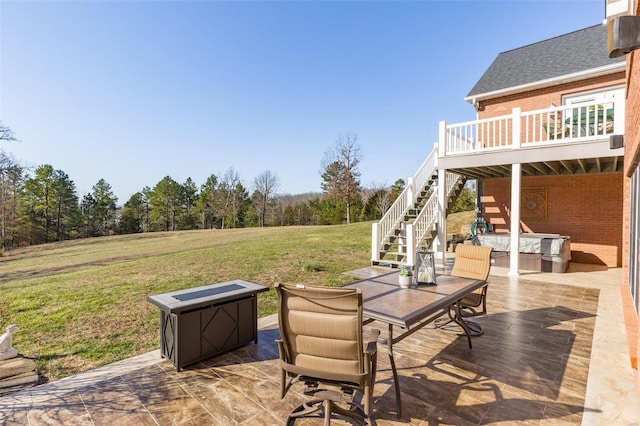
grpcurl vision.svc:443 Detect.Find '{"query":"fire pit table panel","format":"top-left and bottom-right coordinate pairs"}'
top-left (147, 280), bottom-right (269, 371)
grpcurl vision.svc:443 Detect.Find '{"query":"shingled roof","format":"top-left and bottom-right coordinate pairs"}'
top-left (466, 24), bottom-right (625, 100)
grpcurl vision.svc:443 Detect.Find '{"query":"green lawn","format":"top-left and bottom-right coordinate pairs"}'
top-left (0, 212), bottom-right (475, 383)
top-left (0, 223), bottom-right (372, 382)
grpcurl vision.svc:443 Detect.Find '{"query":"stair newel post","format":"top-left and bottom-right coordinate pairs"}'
top-left (438, 120), bottom-right (446, 157)
top-left (406, 176), bottom-right (415, 211)
top-left (398, 221), bottom-right (406, 257)
top-left (405, 223), bottom-right (415, 267)
top-left (371, 223), bottom-right (380, 263)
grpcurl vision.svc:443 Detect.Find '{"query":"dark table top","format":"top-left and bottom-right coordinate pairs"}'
top-left (345, 271), bottom-right (485, 328)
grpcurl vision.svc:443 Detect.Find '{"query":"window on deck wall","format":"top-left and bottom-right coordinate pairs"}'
top-left (562, 86), bottom-right (623, 138)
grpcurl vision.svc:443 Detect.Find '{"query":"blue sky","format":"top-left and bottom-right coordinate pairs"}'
top-left (1, 0), bottom-right (605, 204)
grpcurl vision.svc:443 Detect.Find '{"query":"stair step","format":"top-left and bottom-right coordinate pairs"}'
top-left (379, 252), bottom-right (408, 262)
top-left (371, 259), bottom-right (407, 269)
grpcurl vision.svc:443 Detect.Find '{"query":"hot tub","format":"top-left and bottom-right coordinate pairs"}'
top-left (477, 233), bottom-right (571, 273)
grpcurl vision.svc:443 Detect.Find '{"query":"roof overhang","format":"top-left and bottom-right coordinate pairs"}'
top-left (464, 62), bottom-right (626, 104)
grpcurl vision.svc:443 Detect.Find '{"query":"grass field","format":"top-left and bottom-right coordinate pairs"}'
top-left (0, 212), bottom-right (475, 383)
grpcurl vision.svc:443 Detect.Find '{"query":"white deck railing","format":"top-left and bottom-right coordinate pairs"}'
top-left (443, 99), bottom-right (623, 156)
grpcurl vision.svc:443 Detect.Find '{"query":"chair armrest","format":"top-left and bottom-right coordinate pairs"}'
top-left (276, 339), bottom-right (288, 362)
top-left (364, 329), bottom-right (380, 355)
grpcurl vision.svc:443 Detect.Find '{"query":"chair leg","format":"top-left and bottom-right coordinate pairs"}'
top-left (450, 303), bottom-right (472, 349)
top-left (455, 316), bottom-right (472, 348)
top-left (437, 304), bottom-right (486, 346)
top-left (287, 400), bottom-right (325, 425)
top-left (286, 395), bottom-right (368, 425)
top-left (465, 320), bottom-right (484, 336)
top-left (323, 400), bottom-right (332, 426)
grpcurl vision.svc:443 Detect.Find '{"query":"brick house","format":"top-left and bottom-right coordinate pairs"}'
top-left (372, 25), bottom-right (626, 272)
top-left (371, 3), bottom-right (639, 395)
top-left (466, 24), bottom-right (625, 267)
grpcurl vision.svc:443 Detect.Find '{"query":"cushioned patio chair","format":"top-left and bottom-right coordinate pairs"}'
top-left (542, 123), bottom-right (570, 140)
top-left (275, 283), bottom-right (379, 425)
top-left (439, 244), bottom-right (493, 348)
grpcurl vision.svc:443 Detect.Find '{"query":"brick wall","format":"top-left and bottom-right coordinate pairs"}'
top-left (477, 73), bottom-right (626, 117)
top-left (622, 3), bottom-right (640, 399)
top-left (482, 173), bottom-right (623, 266)
top-left (471, 69), bottom-right (626, 268)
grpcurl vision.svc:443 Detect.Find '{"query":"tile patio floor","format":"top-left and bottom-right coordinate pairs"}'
top-left (0, 261), bottom-right (638, 425)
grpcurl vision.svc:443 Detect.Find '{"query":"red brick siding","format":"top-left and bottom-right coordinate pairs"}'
top-left (476, 75), bottom-right (626, 267)
top-left (477, 73), bottom-right (626, 117)
top-left (482, 173), bottom-right (622, 266)
top-left (623, 4), bottom-right (640, 398)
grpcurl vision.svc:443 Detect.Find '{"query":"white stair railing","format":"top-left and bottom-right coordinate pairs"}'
top-left (412, 148), bottom-right (438, 194)
top-left (371, 147), bottom-right (438, 262)
top-left (371, 185), bottom-right (410, 262)
top-left (410, 193), bottom-right (437, 250)
top-left (410, 171), bottom-right (463, 255)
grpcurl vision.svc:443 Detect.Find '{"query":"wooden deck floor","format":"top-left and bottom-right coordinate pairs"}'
top-left (0, 263), bottom-right (638, 425)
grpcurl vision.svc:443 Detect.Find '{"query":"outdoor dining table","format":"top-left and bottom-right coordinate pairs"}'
top-left (345, 271), bottom-right (487, 417)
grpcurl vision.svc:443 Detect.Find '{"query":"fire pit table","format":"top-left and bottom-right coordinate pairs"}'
top-left (147, 279), bottom-right (269, 371)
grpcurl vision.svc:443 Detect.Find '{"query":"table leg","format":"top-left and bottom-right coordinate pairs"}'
top-left (386, 323), bottom-right (402, 418)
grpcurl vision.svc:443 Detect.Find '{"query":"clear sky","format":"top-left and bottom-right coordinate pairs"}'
top-left (1, 0), bottom-right (605, 204)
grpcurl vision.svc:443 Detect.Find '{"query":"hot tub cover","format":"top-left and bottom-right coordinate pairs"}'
top-left (477, 233), bottom-right (571, 261)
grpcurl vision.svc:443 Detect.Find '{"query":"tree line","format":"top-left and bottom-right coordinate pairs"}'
top-left (0, 127), bottom-right (399, 249)
top-left (0, 125), bottom-right (475, 250)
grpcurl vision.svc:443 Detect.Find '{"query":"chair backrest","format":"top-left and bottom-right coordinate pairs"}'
top-left (451, 244), bottom-right (493, 281)
top-left (275, 283), bottom-right (364, 381)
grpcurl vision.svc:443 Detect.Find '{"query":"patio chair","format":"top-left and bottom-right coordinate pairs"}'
top-left (439, 244), bottom-right (493, 348)
top-left (275, 283), bottom-right (379, 425)
top-left (542, 123), bottom-right (569, 140)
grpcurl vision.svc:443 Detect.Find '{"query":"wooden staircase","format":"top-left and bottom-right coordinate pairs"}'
top-left (371, 146), bottom-right (467, 269)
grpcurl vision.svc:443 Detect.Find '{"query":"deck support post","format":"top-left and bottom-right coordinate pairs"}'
top-left (509, 107), bottom-right (522, 276)
top-left (437, 167), bottom-right (447, 265)
top-left (436, 121), bottom-right (447, 265)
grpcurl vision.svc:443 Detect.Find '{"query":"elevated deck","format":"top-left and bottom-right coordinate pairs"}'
top-left (439, 100), bottom-right (624, 176)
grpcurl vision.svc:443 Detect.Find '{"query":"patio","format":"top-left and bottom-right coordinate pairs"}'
top-left (0, 262), bottom-right (638, 425)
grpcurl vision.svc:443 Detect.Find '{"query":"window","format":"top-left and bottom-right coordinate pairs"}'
top-left (562, 87), bottom-right (623, 137)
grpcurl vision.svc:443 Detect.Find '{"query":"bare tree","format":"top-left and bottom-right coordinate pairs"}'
top-left (219, 168), bottom-right (241, 229)
top-left (374, 189), bottom-right (392, 218)
top-left (0, 123), bottom-right (18, 143)
top-left (0, 151), bottom-right (24, 249)
top-left (253, 170), bottom-right (279, 227)
top-left (365, 182), bottom-right (392, 219)
top-left (321, 132), bottom-right (363, 224)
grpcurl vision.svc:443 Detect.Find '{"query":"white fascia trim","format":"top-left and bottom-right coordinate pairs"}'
top-left (464, 62), bottom-right (626, 104)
